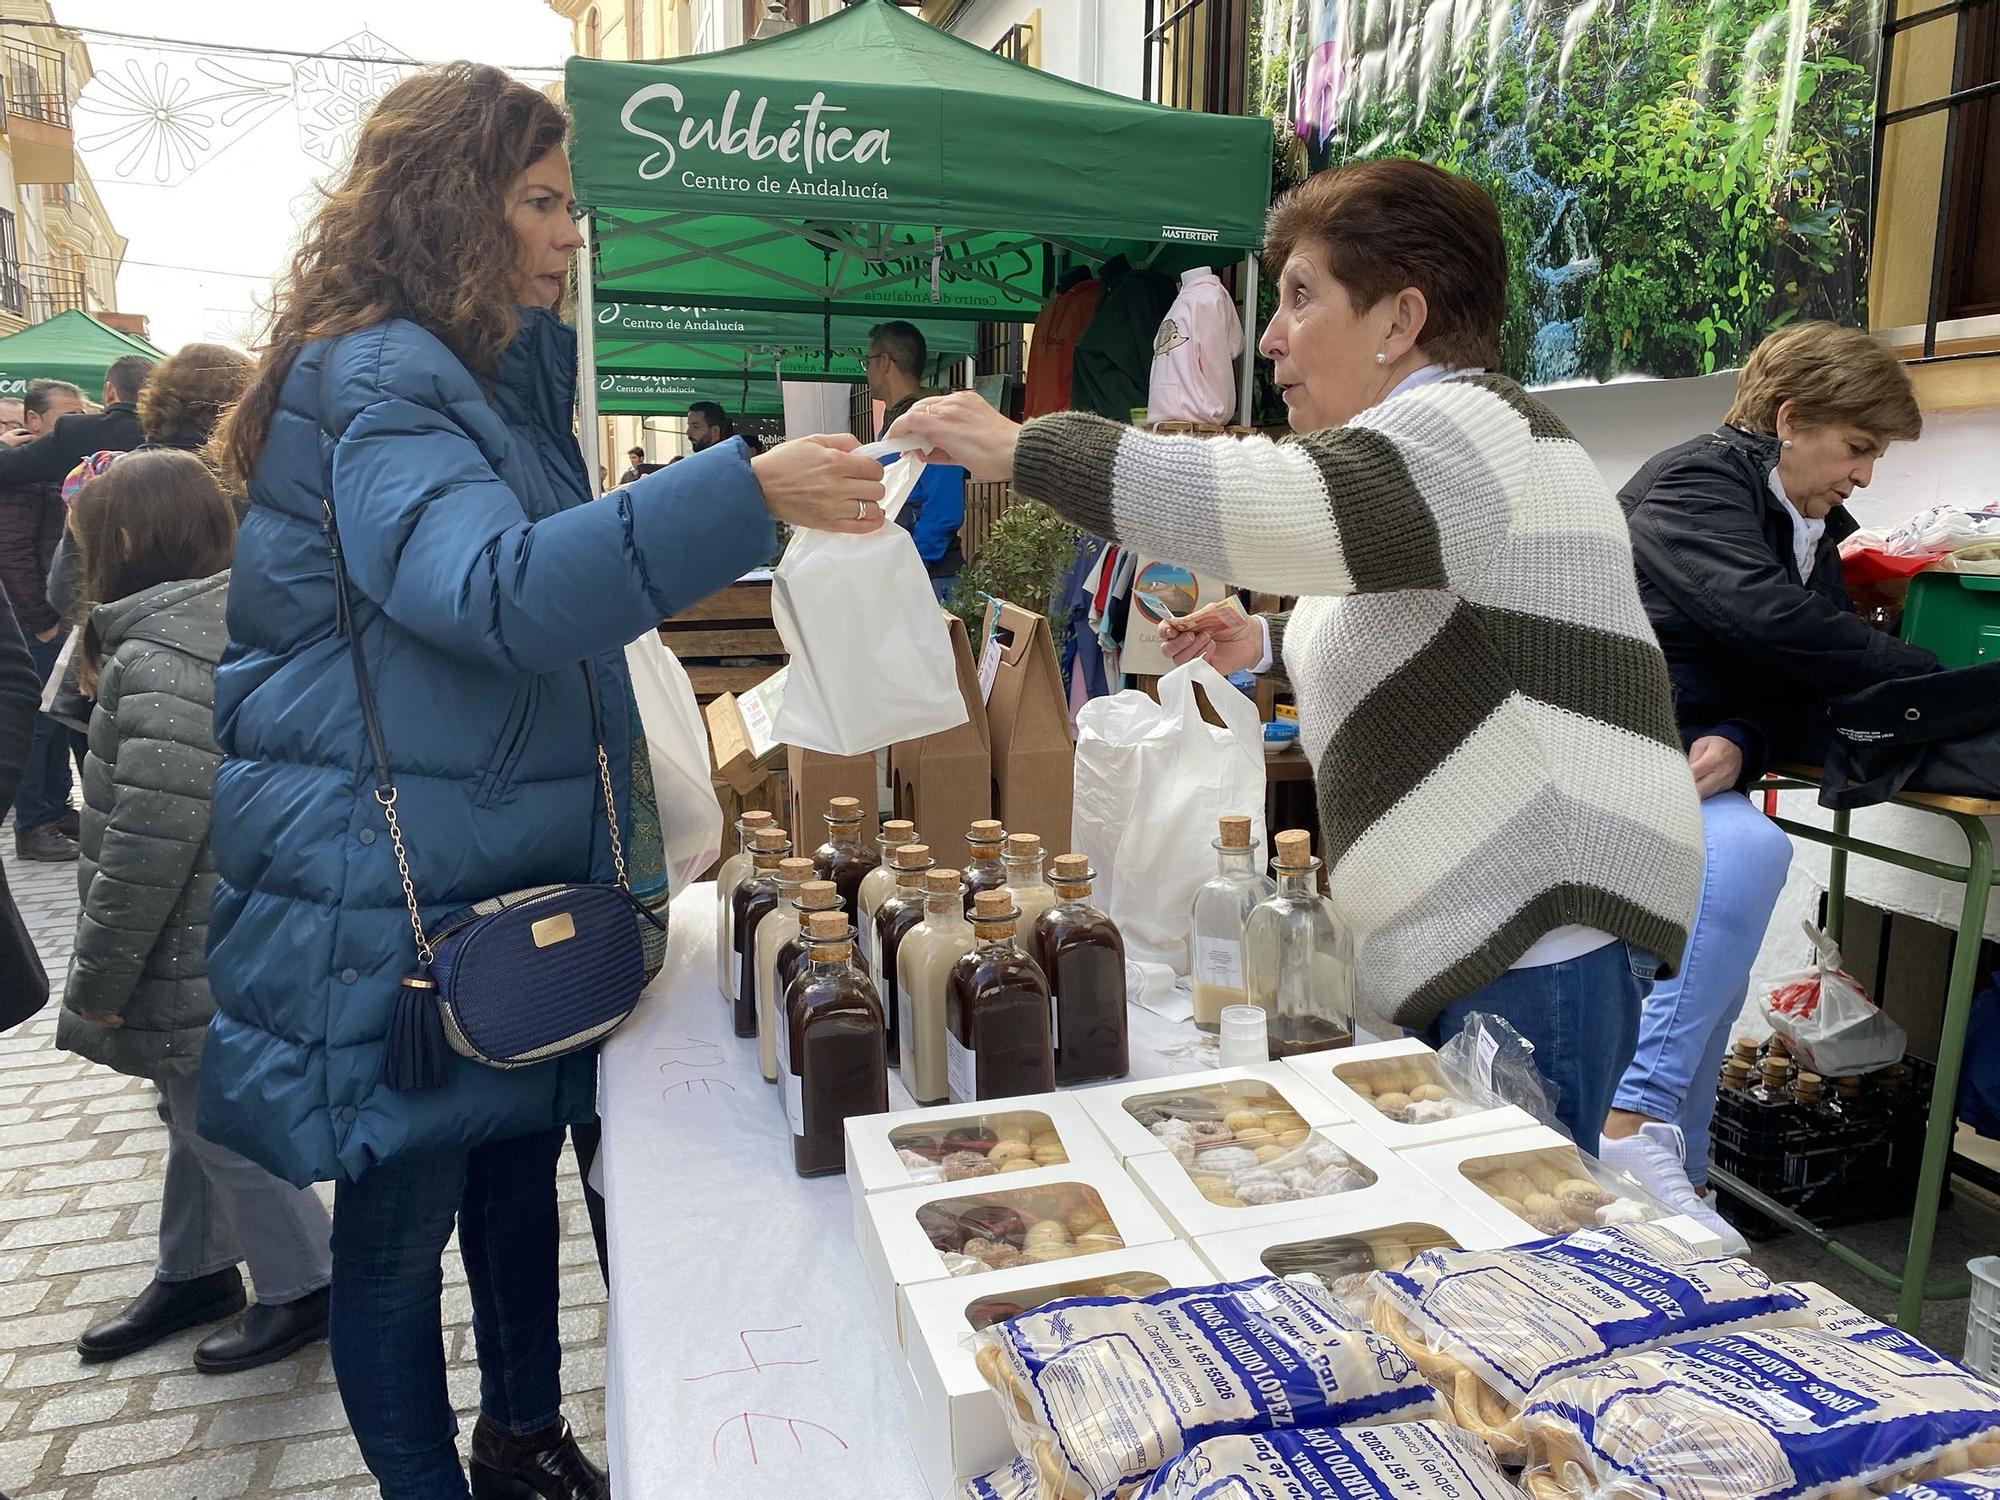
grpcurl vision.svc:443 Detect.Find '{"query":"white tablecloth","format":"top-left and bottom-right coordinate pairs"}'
top-left (598, 885), bottom-right (1201, 1500)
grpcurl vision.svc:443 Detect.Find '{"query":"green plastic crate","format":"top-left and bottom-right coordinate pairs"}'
top-left (1902, 572), bottom-right (2000, 669)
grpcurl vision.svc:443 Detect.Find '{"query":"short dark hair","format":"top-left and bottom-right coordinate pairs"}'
top-left (105, 355), bottom-right (155, 404)
top-left (627, 446), bottom-right (645, 460)
top-left (868, 321), bottom-right (927, 378)
top-left (687, 401), bottom-right (731, 434)
top-left (24, 378), bottom-right (83, 419)
top-left (1265, 160), bottom-right (1506, 371)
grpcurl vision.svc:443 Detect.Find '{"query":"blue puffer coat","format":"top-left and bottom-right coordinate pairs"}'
top-left (199, 309), bottom-right (774, 1186)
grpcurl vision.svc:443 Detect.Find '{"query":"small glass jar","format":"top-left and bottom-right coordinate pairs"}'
top-left (1244, 829), bottom-right (1352, 1057)
top-left (1189, 814), bottom-right (1274, 1032)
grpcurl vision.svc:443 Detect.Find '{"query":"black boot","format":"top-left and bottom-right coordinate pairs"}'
top-left (469, 1415), bottom-right (609, 1500)
top-left (193, 1286), bottom-right (329, 1374)
top-left (76, 1268), bottom-right (245, 1363)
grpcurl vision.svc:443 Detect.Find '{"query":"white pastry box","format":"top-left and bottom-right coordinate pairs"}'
top-left (1398, 1124), bottom-right (1729, 1256)
top-left (1281, 1037), bottom-right (1537, 1149)
top-left (1122, 1120), bottom-right (1430, 1241)
top-left (902, 1243), bottom-right (1215, 1491)
top-left (843, 1092), bottom-right (1118, 1196)
top-left (1192, 1190), bottom-right (1512, 1287)
top-left (857, 1162), bottom-right (1177, 1350)
top-left (1073, 1063), bottom-right (1350, 1164)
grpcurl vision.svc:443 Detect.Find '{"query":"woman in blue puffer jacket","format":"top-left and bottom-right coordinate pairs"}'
top-left (202, 64), bottom-right (885, 1500)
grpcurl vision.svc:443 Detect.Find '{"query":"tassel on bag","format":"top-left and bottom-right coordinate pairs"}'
top-left (381, 971), bottom-right (449, 1091)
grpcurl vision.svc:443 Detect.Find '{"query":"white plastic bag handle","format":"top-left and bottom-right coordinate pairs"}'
top-left (1157, 656), bottom-right (1265, 758)
top-left (852, 436), bottom-right (927, 527)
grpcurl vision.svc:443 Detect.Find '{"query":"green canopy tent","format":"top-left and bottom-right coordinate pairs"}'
top-left (0, 310), bottom-right (167, 399)
top-left (564, 0), bottom-right (1271, 468)
top-left (591, 301), bottom-right (975, 385)
top-left (596, 369), bottom-right (788, 419)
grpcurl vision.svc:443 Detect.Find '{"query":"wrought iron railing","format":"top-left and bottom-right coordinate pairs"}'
top-left (3, 41), bottom-right (70, 129)
top-left (1143, 0), bottom-right (1249, 115)
top-left (988, 22), bottom-right (1033, 63)
top-left (24, 263), bottom-right (86, 323)
top-left (0, 265), bottom-right (25, 320)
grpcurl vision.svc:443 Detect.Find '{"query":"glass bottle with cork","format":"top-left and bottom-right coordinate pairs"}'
top-left (755, 857), bottom-right (816, 1084)
top-left (779, 910), bottom-right (888, 1178)
top-left (1034, 855), bottom-right (1128, 1085)
top-left (1190, 814), bottom-right (1274, 1032)
top-left (1749, 1054), bottom-right (1795, 1106)
top-left (774, 880), bottom-right (843, 1027)
top-left (1245, 829), bottom-right (1353, 1057)
top-left (962, 820), bottom-right (1008, 914)
top-left (731, 827), bottom-right (792, 1039)
top-left (715, 809), bottom-right (775, 1006)
top-left (897, 869), bottom-right (974, 1107)
top-left (812, 796), bottom-right (879, 925)
top-left (872, 843), bottom-right (934, 1070)
top-left (946, 889), bottom-right (1054, 1102)
top-left (854, 819), bottom-right (916, 982)
top-left (1002, 832), bottom-right (1058, 932)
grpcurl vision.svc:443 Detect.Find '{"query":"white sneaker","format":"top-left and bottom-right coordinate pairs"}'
top-left (1598, 1121), bottom-right (1748, 1256)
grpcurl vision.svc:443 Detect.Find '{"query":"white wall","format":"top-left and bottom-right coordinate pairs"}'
top-left (940, 0), bottom-right (1147, 95)
top-left (1542, 374), bottom-right (2000, 537)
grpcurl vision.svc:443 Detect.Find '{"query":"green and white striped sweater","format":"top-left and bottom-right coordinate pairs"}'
top-left (1015, 373), bottom-right (1702, 1028)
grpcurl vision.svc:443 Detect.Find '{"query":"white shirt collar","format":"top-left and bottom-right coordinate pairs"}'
top-left (1386, 364), bottom-right (1482, 401)
top-left (1768, 468), bottom-right (1825, 581)
top-left (1180, 267), bottom-right (1221, 290)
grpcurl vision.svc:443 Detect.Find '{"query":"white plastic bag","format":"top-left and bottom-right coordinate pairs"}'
top-left (1761, 921), bottom-right (1908, 1075)
top-left (769, 439), bottom-right (968, 756)
top-left (1071, 658), bottom-right (1266, 974)
top-left (624, 630), bottom-right (723, 894)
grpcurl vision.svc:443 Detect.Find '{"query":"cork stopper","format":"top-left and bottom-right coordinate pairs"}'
top-left (1218, 815), bottom-right (1253, 849)
top-left (1761, 1057), bottom-right (1791, 1083)
top-left (925, 869), bottom-right (963, 896)
top-left (1767, 1034), bottom-right (1791, 1059)
top-left (1274, 830), bottom-right (1313, 869)
top-left (738, 809), bottom-right (775, 832)
top-left (796, 880), bottom-right (840, 912)
top-left (1732, 1037), bottom-right (1759, 1063)
top-left (892, 843), bottom-right (932, 870)
top-left (880, 819), bottom-right (916, 845)
top-left (777, 857), bottom-right (814, 884)
top-left (826, 796), bottom-right (864, 823)
top-left (1050, 854), bottom-right (1092, 897)
top-left (1006, 833), bottom-right (1042, 854)
top-left (1796, 1070), bottom-right (1823, 1089)
top-left (1721, 1060), bottom-right (1752, 1087)
top-left (971, 890), bottom-right (1020, 933)
top-left (805, 910), bottom-right (848, 940)
top-left (968, 819), bottom-right (1005, 849)
top-left (750, 828), bottom-right (790, 861)
top-left (1835, 1075), bottom-right (1862, 1097)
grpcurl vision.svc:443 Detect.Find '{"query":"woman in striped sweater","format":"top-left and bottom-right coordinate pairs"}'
top-left (893, 160), bottom-right (1703, 1146)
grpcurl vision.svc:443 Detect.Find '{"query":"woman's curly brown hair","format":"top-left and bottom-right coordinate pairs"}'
top-left (138, 343), bottom-right (253, 448)
top-left (218, 63), bottom-right (566, 486)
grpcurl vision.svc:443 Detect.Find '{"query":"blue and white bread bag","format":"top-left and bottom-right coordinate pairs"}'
top-left (1369, 1223), bottom-right (1815, 1460)
top-left (1127, 1421), bottom-right (1523, 1500)
top-left (971, 1277), bottom-right (1440, 1500)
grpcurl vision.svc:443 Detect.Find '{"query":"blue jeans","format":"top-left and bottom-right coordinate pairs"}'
top-left (15, 631), bottom-right (77, 833)
top-left (330, 1126), bottom-right (566, 1499)
top-left (1614, 791), bottom-right (1793, 1185)
top-left (1423, 940), bottom-right (1651, 1145)
top-left (931, 574), bottom-right (959, 605)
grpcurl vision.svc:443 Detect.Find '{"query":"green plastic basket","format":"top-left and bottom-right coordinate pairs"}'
top-left (1900, 572), bottom-right (2000, 669)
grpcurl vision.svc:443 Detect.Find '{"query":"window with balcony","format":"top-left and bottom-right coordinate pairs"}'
top-left (1941, 0), bottom-right (2000, 321)
top-left (0, 212), bottom-right (24, 320)
top-left (3, 41), bottom-right (70, 128)
top-left (1142, 0), bottom-right (1248, 115)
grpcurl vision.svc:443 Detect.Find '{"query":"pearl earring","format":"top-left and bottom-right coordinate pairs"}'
top-left (1374, 352), bottom-right (1388, 365)
top-left (1782, 439), bottom-right (1793, 449)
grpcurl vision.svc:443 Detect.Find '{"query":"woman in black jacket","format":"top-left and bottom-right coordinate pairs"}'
top-left (1600, 321), bottom-right (1936, 1240)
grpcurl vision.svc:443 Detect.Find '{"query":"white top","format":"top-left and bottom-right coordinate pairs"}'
top-left (1769, 470), bottom-right (1825, 582)
top-left (1146, 268), bottom-right (1244, 426)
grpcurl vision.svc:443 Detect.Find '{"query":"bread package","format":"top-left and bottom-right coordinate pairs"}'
top-left (1370, 1223), bottom-right (1814, 1459)
top-left (1519, 1324), bottom-right (2000, 1500)
top-left (1879, 1468), bottom-right (2000, 1500)
top-left (971, 1277), bottom-right (1441, 1500)
top-left (1127, 1420), bottom-right (1523, 1499)
top-left (961, 1456), bottom-right (1046, 1499)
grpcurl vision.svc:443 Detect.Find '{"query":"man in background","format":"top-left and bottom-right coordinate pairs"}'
top-left (0, 356), bottom-right (148, 490)
top-left (0, 378), bottom-right (88, 861)
top-left (867, 321), bottom-right (965, 604)
top-left (685, 401), bottom-right (733, 454)
top-left (618, 445), bottom-right (646, 485)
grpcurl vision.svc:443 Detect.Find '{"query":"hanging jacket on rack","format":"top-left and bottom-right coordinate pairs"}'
top-left (1146, 268), bottom-right (1243, 426)
top-left (1070, 256), bottom-right (1175, 422)
top-left (1023, 271), bottom-right (1103, 420)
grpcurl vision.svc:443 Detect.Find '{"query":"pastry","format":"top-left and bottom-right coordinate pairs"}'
top-left (988, 1140), bottom-right (1036, 1165)
top-left (943, 1151), bottom-right (1000, 1181)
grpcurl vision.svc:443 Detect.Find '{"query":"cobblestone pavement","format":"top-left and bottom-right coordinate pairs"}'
top-left (0, 828), bottom-right (608, 1500)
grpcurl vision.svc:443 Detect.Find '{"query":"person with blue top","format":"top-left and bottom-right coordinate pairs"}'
top-left (867, 320), bottom-right (967, 603)
top-left (203, 63), bottom-right (884, 1500)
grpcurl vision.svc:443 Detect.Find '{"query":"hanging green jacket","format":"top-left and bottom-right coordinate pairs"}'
top-left (57, 571), bottom-right (229, 1081)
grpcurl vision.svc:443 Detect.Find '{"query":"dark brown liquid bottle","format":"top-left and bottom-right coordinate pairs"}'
top-left (731, 827), bottom-right (792, 1039)
top-left (812, 796), bottom-right (879, 926)
top-left (945, 890), bottom-right (1054, 1102)
top-left (780, 910), bottom-right (888, 1178)
top-left (873, 844), bottom-right (933, 1072)
top-left (961, 819), bottom-right (1008, 916)
top-left (1034, 855), bottom-right (1129, 1086)
top-left (775, 880), bottom-right (842, 1017)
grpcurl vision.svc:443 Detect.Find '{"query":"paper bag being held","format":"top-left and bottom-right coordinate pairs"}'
top-left (771, 442), bottom-right (968, 756)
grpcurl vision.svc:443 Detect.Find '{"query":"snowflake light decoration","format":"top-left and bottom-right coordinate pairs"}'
top-left (293, 30), bottom-right (417, 168)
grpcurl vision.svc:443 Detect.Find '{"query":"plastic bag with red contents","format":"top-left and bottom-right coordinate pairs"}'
top-left (1761, 922), bottom-right (1907, 1075)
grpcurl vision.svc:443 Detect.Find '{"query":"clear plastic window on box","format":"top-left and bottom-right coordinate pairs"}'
top-left (962, 1272), bottom-right (1173, 1333)
top-left (916, 1182), bottom-right (1130, 1278)
top-left (888, 1110), bottom-right (1070, 1186)
top-left (1330, 1054), bottom-right (1485, 1126)
top-left (1455, 1145), bottom-right (1665, 1236)
top-left (1123, 1082), bottom-right (1377, 1208)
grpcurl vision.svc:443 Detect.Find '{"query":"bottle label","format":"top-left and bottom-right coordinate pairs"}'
top-left (1194, 937), bottom-right (1245, 992)
top-left (784, 1065), bottom-right (804, 1138)
top-left (858, 911), bottom-right (876, 975)
top-left (899, 981), bottom-right (917, 1083)
top-left (947, 1032), bottom-right (978, 1103)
